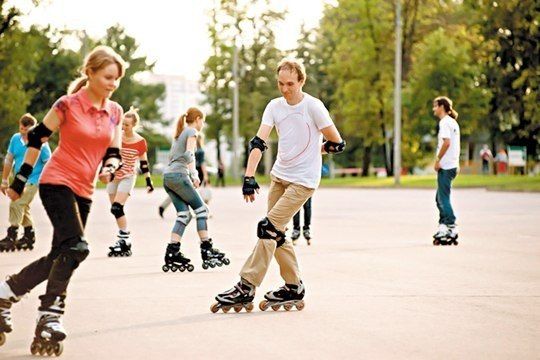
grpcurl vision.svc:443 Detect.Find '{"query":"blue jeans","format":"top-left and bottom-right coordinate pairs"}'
top-left (436, 168), bottom-right (457, 225)
top-left (163, 173), bottom-right (207, 234)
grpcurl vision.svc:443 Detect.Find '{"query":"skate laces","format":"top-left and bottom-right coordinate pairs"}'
top-left (39, 313), bottom-right (64, 333)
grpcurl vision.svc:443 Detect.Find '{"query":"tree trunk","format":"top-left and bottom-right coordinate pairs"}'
top-left (362, 145), bottom-right (372, 177)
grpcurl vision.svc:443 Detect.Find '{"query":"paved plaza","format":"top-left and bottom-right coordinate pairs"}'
top-left (1, 186), bottom-right (539, 359)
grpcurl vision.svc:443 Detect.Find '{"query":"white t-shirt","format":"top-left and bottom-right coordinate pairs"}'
top-left (437, 115), bottom-right (460, 169)
top-left (261, 93), bottom-right (334, 189)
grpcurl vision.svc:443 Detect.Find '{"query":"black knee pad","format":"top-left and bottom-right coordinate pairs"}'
top-left (257, 217), bottom-right (286, 247)
top-left (110, 202), bottom-right (125, 219)
top-left (59, 237), bottom-right (89, 270)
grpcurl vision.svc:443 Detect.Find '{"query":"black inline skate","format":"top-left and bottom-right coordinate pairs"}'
top-left (200, 239), bottom-right (230, 270)
top-left (162, 242), bottom-right (194, 273)
top-left (0, 281), bottom-right (20, 347)
top-left (291, 228), bottom-right (301, 245)
top-left (30, 297), bottom-right (66, 356)
top-left (303, 227), bottom-right (312, 246)
top-left (0, 226), bottom-right (18, 252)
top-left (108, 231), bottom-right (132, 257)
top-left (211, 280), bottom-right (255, 313)
top-left (259, 282), bottom-right (305, 312)
top-left (16, 226), bottom-right (35, 251)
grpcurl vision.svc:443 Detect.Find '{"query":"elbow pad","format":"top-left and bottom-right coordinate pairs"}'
top-left (140, 160), bottom-right (150, 174)
top-left (323, 140), bottom-right (346, 154)
top-left (248, 136), bottom-right (267, 154)
top-left (27, 123), bottom-right (53, 150)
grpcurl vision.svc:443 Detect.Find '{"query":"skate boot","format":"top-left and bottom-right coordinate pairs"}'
top-left (446, 224), bottom-right (459, 246)
top-left (108, 230), bottom-right (132, 257)
top-left (16, 226), bottom-right (35, 251)
top-left (303, 227), bottom-right (312, 245)
top-left (291, 228), bottom-right (301, 245)
top-left (0, 226), bottom-right (18, 253)
top-left (211, 280), bottom-right (255, 313)
top-left (30, 298), bottom-right (66, 356)
top-left (0, 281), bottom-right (20, 347)
top-left (162, 242), bottom-right (194, 273)
top-left (259, 281), bottom-right (306, 312)
top-left (200, 239), bottom-right (230, 270)
top-left (432, 224), bottom-right (449, 246)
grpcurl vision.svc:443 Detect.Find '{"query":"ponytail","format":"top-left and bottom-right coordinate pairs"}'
top-left (434, 96), bottom-right (458, 120)
top-left (68, 76), bottom-right (88, 94)
top-left (174, 114), bottom-right (187, 139)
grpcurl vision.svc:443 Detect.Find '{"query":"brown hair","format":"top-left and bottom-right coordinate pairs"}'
top-left (434, 96), bottom-right (459, 120)
top-left (174, 107), bottom-right (204, 139)
top-left (277, 58), bottom-right (307, 83)
top-left (124, 106), bottom-right (140, 127)
top-left (68, 45), bottom-right (127, 94)
top-left (19, 113), bottom-right (37, 127)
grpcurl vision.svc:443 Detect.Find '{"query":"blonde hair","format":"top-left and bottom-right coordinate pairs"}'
top-left (277, 58), bottom-right (307, 82)
top-left (68, 45), bottom-right (127, 94)
top-left (175, 107), bottom-right (204, 139)
top-left (434, 96), bottom-right (459, 120)
top-left (124, 106), bottom-right (140, 126)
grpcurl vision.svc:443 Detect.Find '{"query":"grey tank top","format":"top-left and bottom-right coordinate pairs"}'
top-left (164, 127), bottom-right (198, 174)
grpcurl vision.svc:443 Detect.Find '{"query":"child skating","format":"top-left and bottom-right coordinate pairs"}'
top-left (211, 59), bottom-right (345, 313)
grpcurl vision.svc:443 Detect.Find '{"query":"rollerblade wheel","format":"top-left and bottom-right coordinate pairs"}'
top-left (271, 304), bottom-right (280, 311)
top-left (202, 263), bottom-right (209, 270)
top-left (245, 303), bottom-right (254, 313)
top-left (0, 332), bottom-right (5, 346)
top-left (222, 306), bottom-right (231, 313)
top-left (209, 262), bottom-right (216, 269)
top-left (222, 258), bottom-right (230, 265)
top-left (233, 304), bottom-right (242, 313)
top-left (210, 303), bottom-right (220, 313)
top-left (39, 344), bottom-right (47, 356)
top-left (171, 266), bottom-right (178, 272)
top-left (453, 240), bottom-right (459, 246)
top-left (284, 303), bottom-right (293, 311)
top-left (162, 265), bottom-right (169, 272)
top-left (179, 266), bottom-right (186, 272)
top-left (296, 300), bottom-right (305, 311)
top-left (46, 344), bottom-right (55, 356)
top-left (259, 300), bottom-right (269, 312)
top-left (54, 342), bottom-right (63, 356)
top-left (433, 239), bottom-right (440, 246)
top-left (187, 264), bottom-right (194, 272)
top-left (216, 262), bottom-right (223, 267)
top-left (30, 341), bottom-right (40, 355)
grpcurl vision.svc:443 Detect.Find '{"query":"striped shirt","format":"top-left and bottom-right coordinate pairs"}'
top-left (115, 138), bottom-right (148, 180)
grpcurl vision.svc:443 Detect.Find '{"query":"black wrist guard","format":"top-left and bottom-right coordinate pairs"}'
top-left (146, 177), bottom-right (154, 191)
top-left (323, 140), bottom-right (346, 154)
top-left (9, 163), bottom-right (33, 195)
top-left (242, 176), bottom-right (260, 195)
top-left (103, 147), bottom-right (121, 166)
top-left (28, 123), bottom-right (53, 150)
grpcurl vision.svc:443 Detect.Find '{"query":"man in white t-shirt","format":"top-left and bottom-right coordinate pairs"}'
top-left (211, 59), bottom-right (345, 313)
top-left (432, 96), bottom-right (461, 245)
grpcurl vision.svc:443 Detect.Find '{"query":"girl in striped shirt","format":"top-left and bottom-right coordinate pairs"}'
top-left (107, 107), bottom-right (154, 257)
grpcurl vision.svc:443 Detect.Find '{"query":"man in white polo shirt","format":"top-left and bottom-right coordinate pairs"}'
top-left (432, 96), bottom-right (461, 245)
top-left (211, 59), bottom-right (346, 313)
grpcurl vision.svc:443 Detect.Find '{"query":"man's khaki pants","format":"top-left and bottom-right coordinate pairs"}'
top-left (240, 176), bottom-right (315, 287)
top-left (9, 183), bottom-right (38, 227)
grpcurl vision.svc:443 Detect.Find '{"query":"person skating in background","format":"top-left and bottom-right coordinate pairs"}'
top-left (106, 106), bottom-right (154, 257)
top-left (290, 197), bottom-right (312, 245)
top-left (0, 46), bottom-right (125, 354)
top-left (432, 96), bottom-right (461, 246)
top-left (161, 107), bottom-right (229, 273)
top-left (0, 114), bottom-right (51, 252)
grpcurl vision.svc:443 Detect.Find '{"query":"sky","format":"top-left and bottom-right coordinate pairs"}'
top-left (13, 0), bottom-right (333, 80)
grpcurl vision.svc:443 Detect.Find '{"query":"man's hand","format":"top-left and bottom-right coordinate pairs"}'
top-left (434, 160), bottom-right (441, 171)
top-left (242, 176), bottom-right (260, 203)
top-left (7, 188), bottom-right (21, 201)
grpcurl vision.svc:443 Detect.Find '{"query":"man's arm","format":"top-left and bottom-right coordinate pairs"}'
top-left (243, 124), bottom-right (272, 202)
top-left (320, 125), bottom-right (345, 154)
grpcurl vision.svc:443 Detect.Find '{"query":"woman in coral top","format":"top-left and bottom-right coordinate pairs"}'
top-left (107, 106), bottom-right (154, 257)
top-left (0, 46), bottom-right (125, 355)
